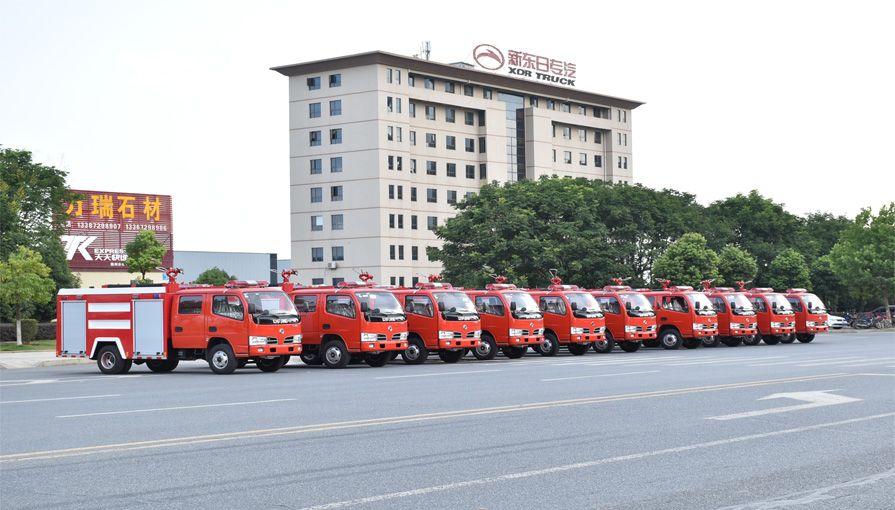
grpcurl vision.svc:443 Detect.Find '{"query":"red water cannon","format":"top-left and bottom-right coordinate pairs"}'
top-left (661, 279), bottom-right (671, 291)
top-left (281, 269), bottom-right (297, 284)
top-left (428, 274), bottom-right (443, 283)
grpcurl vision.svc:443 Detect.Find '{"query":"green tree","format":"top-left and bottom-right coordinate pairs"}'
top-left (810, 255), bottom-right (855, 313)
top-left (798, 212), bottom-right (853, 264)
top-left (195, 267), bottom-right (236, 286)
top-left (125, 230), bottom-right (167, 283)
top-left (651, 233), bottom-right (720, 287)
top-left (829, 203), bottom-right (895, 318)
top-left (0, 246), bottom-right (55, 345)
top-left (716, 245), bottom-right (759, 287)
top-left (1, 146), bottom-right (80, 322)
top-left (767, 248), bottom-right (811, 291)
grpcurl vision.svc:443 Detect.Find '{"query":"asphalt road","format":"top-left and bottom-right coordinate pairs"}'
top-left (1, 331), bottom-right (893, 510)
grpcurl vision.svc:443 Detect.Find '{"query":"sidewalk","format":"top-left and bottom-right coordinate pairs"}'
top-left (0, 350), bottom-right (94, 370)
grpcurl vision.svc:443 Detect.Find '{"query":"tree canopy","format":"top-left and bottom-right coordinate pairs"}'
top-left (195, 267), bottom-right (236, 286)
top-left (0, 246), bottom-right (55, 345)
top-left (716, 245), bottom-right (759, 288)
top-left (125, 230), bottom-right (167, 282)
top-left (651, 233), bottom-right (720, 288)
top-left (767, 248), bottom-right (811, 291)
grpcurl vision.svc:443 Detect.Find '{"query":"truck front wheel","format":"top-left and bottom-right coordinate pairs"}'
top-left (146, 357), bottom-right (179, 373)
top-left (620, 341), bottom-right (641, 352)
top-left (256, 356), bottom-right (286, 372)
top-left (796, 333), bottom-right (815, 343)
top-left (567, 342), bottom-right (590, 355)
top-left (535, 332), bottom-right (560, 356)
top-left (97, 345), bottom-right (132, 375)
top-left (660, 330), bottom-right (683, 350)
top-left (321, 340), bottom-right (351, 368)
top-left (502, 346), bottom-right (528, 359)
top-left (702, 336), bottom-right (721, 347)
top-left (473, 334), bottom-right (497, 360)
top-left (593, 331), bottom-right (615, 353)
top-left (207, 344), bottom-right (237, 374)
top-left (780, 333), bottom-right (796, 344)
top-left (364, 352), bottom-right (390, 367)
top-left (403, 338), bottom-right (428, 365)
top-left (722, 336), bottom-right (743, 347)
top-left (438, 349), bottom-right (465, 363)
top-left (742, 333), bottom-right (761, 346)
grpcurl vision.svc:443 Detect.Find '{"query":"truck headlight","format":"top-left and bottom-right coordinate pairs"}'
top-left (806, 321), bottom-right (817, 327)
top-left (570, 327), bottom-right (585, 335)
top-left (438, 331), bottom-right (455, 340)
top-left (771, 322), bottom-right (784, 328)
top-left (399, 331), bottom-right (408, 340)
top-left (509, 328), bottom-right (523, 336)
top-left (693, 323), bottom-right (705, 330)
top-left (729, 323), bottom-right (743, 329)
top-left (361, 333), bottom-right (378, 342)
top-left (472, 330), bottom-right (482, 338)
top-left (625, 325), bottom-right (637, 333)
top-left (249, 336), bottom-right (267, 346)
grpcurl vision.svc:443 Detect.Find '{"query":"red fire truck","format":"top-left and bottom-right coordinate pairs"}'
top-left (283, 272), bottom-right (408, 368)
top-left (783, 288), bottom-right (829, 343)
top-left (391, 276), bottom-right (481, 364)
top-left (637, 281), bottom-right (718, 350)
top-left (528, 277), bottom-right (606, 356)
top-left (701, 281), bottom-right (758, 347)
top-left (589, 279), bottom-right (657, 353)
top-left (743, 287), bottom-right (797, 345)
top-left (56, 269), bottom-right (302, 375)
top-left (464, 277), bottom-right (545, 360)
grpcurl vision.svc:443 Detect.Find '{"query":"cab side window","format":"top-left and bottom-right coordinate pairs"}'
top-left (663, 296), bottom-right (688, 313)
top-left (178, 296), bottom-right (203, 314)
top-left (710, 297), bottom-right (727, 313)
top-left (597, 297), bottom-right (620, 315)
top-left (326, 296), bottom-right (356, 318)
top-left (475, 296), bottom-right (505, 316)
top-left (539, 296), bottom-right (566, 315)
top-left (405, 296), bottom-right (434, 317)
top-left (294, 295), bottom-right (317, 312)
top-left (212, 295), bottom-right (244, 321)
top-left (749, 297), bottom-right (767, 312)
top-left (787, 297), bottom-right (803, 312)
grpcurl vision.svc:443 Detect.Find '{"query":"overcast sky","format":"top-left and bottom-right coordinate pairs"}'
top-left (2, 1), bottom-right (892, 258)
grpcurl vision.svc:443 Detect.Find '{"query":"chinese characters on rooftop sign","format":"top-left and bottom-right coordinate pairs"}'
top-left (473, 44), bottom-right (577, 87)
top-left (62, 190), bottom-right (174, 270)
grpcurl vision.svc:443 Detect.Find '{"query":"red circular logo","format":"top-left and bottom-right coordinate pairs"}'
top-left (474, 44), bottom-right (505, 71)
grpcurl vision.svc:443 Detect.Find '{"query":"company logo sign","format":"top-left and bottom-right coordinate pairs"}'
top-left (473, 44), bottom-right (577, 87)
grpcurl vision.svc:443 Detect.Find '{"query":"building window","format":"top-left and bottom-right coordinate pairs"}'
top-left (618, 156), bottom-right (622, 169)
top-left (624, 157), bottom-right (628, 169)
top-left (395, 70), bottom-right (401, 84)
top-left (483, 88), bottom-right (492, 99)
top-left (426, 161), bottom-right (436, 175)
top-left (389, 214), bottom-right (395, 228)
top-left (564, 151), bottom-right (572, 164)
top-left (398, 245), bottom-right (404, 260)
top-left (330, 128), bottom-right (342, 144)
top-left (330, 100), bottom-right (341, 116)
top-left (562, 103), bottom-right (571, 113)
top-left (409, 131), bottom-right (416, 146)
top-left (411, 246), bottom-right (418, 261)
top-left (464, 84), bottom-right (473, 96)
top-left (578, 105), bottom-right (586, 115)
top-left (426, 133), bottom-right (436, 148)
top-left (579, 129), bottom-right (586, 142)
top-left (594, 131), bottom-right (602, 144)
top-left (388, 184), bottom-right (395, 198)
top-left (478, 111), bottom-right (486, 126)
top-left (466, 165), bottom-right (475, 179)
top-left (331, 214), bottom-right (343, 230)
top-left (445, 108), bottom-right (455, 123)
top-left (547, 99), bottom-right (555, 110)
top-left (553, 149), bottom-right (556, 162)
top-left (396, 127), bottom-right (402, 143)
top-left (331, 186), bottom-right (343, 201)
top-left (479, 137), bottom-right (486, 153)
top-left (446, 163), bottom-right (456, 177)
top-left (387, 96), bottom-right (393, 112)
top-left (465, 138), bottom-right (474, 152)
top-left (332, 277), bottom-right (344, 286)
top-left (530, 96), bottom-right (539, 107)
top-left (330, 157), bottom-right (342, 173)
top-left (310, 159), bottom-right (322, 174)
top-left (410, 187), bottom-right (417, 202)
top-left (309, 103), bottom-right (321, 118)
top-left (390, 276), bottom-right (396, 285)
top-left (427, 188), bottom-right (437, 203)
top-left (424, 77), bottom-right (434, 89)
top-left (387, 126), bottom-right (394, 142)
top-left (310, 131), bottom-right (321, 146)
top-left (465, 111), bottom-right (475, 126)
top-left (310, 187), bottom-right (322, 202)
top-left (398, 214), bottom-right (404, 229)
top-left (411, 215), bottom-right (418, 230)
top-left (425, 105), bottom-right (435, 120)
top-left (465, 192), bottom-right (474, 200)
top-left (395, 98), bottom-right (401, 113)
top-left (446, 136), bottom-right (456, 150)
top-left (311, 247), bottom-right (323, 262)
top-left (410, 159), bottom-right (417, 173)
top-left (396, 156), bottom-right (403, 171)
top-left (563, 127), bottom-right (571, 140)
top-left (624, 133), bottom-right (628, 146)
top-left (409, 103), bottom-right (415, 118)
top-left (311, 215), bottom-right (323, 231)
top-left (447, 190), bottom-right (457, 204)
top-left (386, 68), bottom-right (393, 83)
top-left (409, 74), bottom-right (415, 87)
top-left (397, 185), bottom-right (403, 199)
top-left (311, 278), bottom-right (324, 285)
top-left (390, 245), bottom-right (395, 260)
top-left (427, 216), bottom-right (438, 230)
top-left (594, 155), bottom-right (602, 168)
top-left (618, 133), bottom-right (622, 145)
top-left (332, 246), bottom-right (344, 261)
top-left (412, 276), bottom-right (419, 286)
top-left (579, 153), bottom-right (587, 165)
top-left (329, 74), bottom-right (341, 87)
top-left (307, 77), bottom-right (321, 90)
top-left (479, 164), bottom-right (487, 180)
top-left (445, 81), bottom-right (455, 93)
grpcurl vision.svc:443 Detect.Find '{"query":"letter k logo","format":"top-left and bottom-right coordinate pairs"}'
top-left (60, 235), bottom-right (98, 261)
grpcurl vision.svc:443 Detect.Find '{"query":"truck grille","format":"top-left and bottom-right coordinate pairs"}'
top-left (465, 332), bottom-right (478, 338)
top-left (634, 325), bottom-right (657, 333)
top-left (376, 333), bottom-right (405, 342)
top-left (283, 336), bottom-right (300, 344)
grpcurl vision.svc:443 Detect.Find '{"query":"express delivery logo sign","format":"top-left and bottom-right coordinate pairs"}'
top-left (473, 44), bottom-right (576, 87)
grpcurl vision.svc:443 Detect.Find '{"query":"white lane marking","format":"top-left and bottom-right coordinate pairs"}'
top-left (374, 370), bottom-right (501, 380)
top-left (707, 390), bottom-right (862, 421)
top-left (57, 398), bottom-right (295, 418)
top-left (0, 374), bottom-right (143, 387)
top-left (295, 412), bottom-right (895, 510)
top-left (858, 372), bottom-right (895, 376)
top-left (1, 394), bottom-right (120, 405)
top-left (795, 359), bottom-right (878, 367)
top-left (664, 356), bottom-right (788, 366)
top-left (541, 370), bottom-right (660, 382)
top-left (717, 467), bottom-right (895, 509)
top-left (746, 356), bottom-right (863, 366)
top-left (841, 360), bottom-right (895, 367)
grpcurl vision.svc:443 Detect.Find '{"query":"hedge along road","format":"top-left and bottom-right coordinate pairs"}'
top-left (0, 331), bottom-right (892, 510)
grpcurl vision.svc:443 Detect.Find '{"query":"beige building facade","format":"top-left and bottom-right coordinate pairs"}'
top-left (272, 51), bottom-right (643, 287)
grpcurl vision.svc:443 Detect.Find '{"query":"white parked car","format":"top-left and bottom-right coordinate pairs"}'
top-left (827, 314), bottom-right (847, 328)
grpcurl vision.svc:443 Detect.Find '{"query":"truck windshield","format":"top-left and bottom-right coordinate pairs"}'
top-left (618, 293), bottom-right (655, 317)
top-left (686, 293), bottom-right (716, 316)
top-left (244, 291), bottom-right (300, 324)
top-left (799, 294), bottom-right (827, 313)
top-left (432, 292), bottom-right (478, 314)
top-left (567, 293), bottom-right (604, 318)
top-left (356, 291), bottom-right (405, 321)
top-left (724, 294), bottom-right (755, 315)
top-left (505, 292), bottom-right (542, 319)
top-left (766, 294), bottom-right (794, 314)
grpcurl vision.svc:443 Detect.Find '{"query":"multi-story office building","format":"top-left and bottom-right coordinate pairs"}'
top-left (272, 50), bottom-right (643, 287)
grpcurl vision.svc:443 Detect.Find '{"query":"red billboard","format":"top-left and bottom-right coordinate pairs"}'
top-left (62, 190), bottom-right (174, 271)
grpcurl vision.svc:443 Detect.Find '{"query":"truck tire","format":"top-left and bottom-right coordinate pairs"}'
top-left (321, 340), bottom-right (351, 368)
top-left (146, 357), bottom-right (179, 373)
top-left (683, 337), bottom-right (701, 349)
top-left (502, 346), bottom-right (528, 359)
top-left (593, 331), bottom-right (615, 353)
top-left (796, 333), bottom-right (815, 343)
top-left (567, 342), bottom-right (590, 355)
top-left (535, 332), bottom-right (560, 356)
top-left (722, 336), bottom-right (743, 347)
top-left (438, 349), bottom-right (465, 363)
top-left (642, 338), bottom-right (660, 348)
top-left (702, 336), bottom-right (721, 348)
top-left (780, 333), bottom-right (796, 344)
top-left (473, 334), bottom-right (497, 360)
top-left (660, 330), bottom-right (683, 350)
top-left (97, 345), bottom-right (133, 375)
top-left (207, 344), bottom-right (237, 374)
top-left (300, 352), bottom-right (323, 365)
top-left (364, 352), bottom-right (390, 367)
top-left (256, 356), bottom-right (286, 372)
top-left (403, 338), bottom-right (428, 365)
top-left (763, 335), bottom-right (781, 345)
top-left (742, 333), bottom-right (761, 346)
top-left (619, 341), bottom-right (641, 352)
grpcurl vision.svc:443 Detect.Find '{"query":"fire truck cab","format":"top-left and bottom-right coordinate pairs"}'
top-left (702, 284), bottom-right (758, 346)
top-left (638, 283), bottom-right (718, 350)
top-left (743, 288), bottom-right (796, 345)
top-left (528, 281), bottom-right (605, 356)
top-left (391, 279), bottom-right (481, 364)
top-left (284, 276), bottom-right (408, 368)
top-left (464, 278), bottom-right (545, 360)
top-left (56, 276), bottom-right (302, 375)
top-left (783, 288), bottom-right (829, 343)
top-left (589, 283), bottom-right (657, 353)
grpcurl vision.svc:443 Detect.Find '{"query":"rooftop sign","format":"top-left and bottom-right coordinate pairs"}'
top-left (473, 44), bottom-right (576, 87)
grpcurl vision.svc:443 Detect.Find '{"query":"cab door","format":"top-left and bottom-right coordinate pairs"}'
top-left (170, 294), bottom-right (206, 349)
top-left (293, 294), bottom-right (320, 345)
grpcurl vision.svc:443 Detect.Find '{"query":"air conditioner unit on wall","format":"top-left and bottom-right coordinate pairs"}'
top-left (327, 262), bottom-right (339, 270)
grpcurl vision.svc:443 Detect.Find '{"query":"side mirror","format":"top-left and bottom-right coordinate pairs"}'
top-left (625, 302), bottom-right (632, 311)
top-left (571, 302), bottom-right (578, 311)
top-left (405, 302), bottom-right (414, 313)
top-left (247, 303), bottom-right (257, 314)
top-left (298, 302), bottom-right (309, 313)
top-left (437, 302), bottom-right (445, 311)
top-left (361, 302), bottom-right (370, 313)
top-left (510, 302), bottom-right (517, 312)
top-left (772, 302), bottom-right (777, 310)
